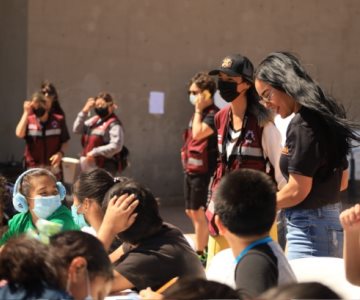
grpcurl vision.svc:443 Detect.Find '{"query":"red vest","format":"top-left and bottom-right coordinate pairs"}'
top-left (81, 114), bottom-right (121, 168)
top-left (206, 105), bottom-right (267, 235)
top-left (181, 105), bottom-right (219, 175)
top-left (24, 113), bottom-right (65, 167)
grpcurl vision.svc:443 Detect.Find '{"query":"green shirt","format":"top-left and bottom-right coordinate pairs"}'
top-left (0, 205), bottom-right (79, 245)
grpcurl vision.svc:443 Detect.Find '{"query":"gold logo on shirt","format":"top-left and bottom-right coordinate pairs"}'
top-left (221, 58), bottom-right (233, 68)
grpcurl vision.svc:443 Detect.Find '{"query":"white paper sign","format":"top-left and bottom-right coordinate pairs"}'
top-left (149, 91), bottom-right (164, 114)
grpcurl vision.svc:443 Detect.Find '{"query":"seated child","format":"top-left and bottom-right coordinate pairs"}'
top-left (0, 168), bottom-right (78, 245)
top-left (214, 169), bottom-right (296, 298)
top-left (97, 178), bottom-right (206, 292)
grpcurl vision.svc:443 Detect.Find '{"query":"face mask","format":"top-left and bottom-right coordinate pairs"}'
top-left (189, 94), bottom-right (197, 105)
top-left (218, 80), bottom-right (240, 103)
top-left (71, 204), bottom-right (89, 229)
top-left (94, 107), bottom-right (109, 118)
top-left (33, 107), bottom-right (46, 118)
top-left (32, 194), bottom-right (62, 219)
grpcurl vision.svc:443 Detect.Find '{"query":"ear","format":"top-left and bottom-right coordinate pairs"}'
top-left (215, 215), bottom-right (227, 236)
top-left (68, 256), bottom-right (87, 283)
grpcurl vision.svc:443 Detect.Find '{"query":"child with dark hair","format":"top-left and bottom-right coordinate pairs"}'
top-left (259, 282), bottom-right (341, 300)
top-left (0, 168), bottom-right (78, 246)
top-left (140, 278), bottom-right (242, 300)
top-left (97, 178), bottom-right (206, 292)
top-left (0, 236), bottom-right (71, 300)
top-left (214, 169), bottom-right (296, 298)
top-left (49, 230), bottom-right (114, 300)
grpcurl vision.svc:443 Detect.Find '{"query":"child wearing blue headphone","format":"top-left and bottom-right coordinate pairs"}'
top-left (0, 168), bottom-right (79, 245)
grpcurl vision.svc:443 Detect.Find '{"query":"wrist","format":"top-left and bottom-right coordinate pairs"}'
top-left (58, 150), bottom-right (64, 156)
top-left (195, 110), bottom-right (202, 114)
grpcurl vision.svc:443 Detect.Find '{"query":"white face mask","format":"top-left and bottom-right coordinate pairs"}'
top-left (32, 194), bottom-right (62, 219)
top-left (189, 94), bottom-right (197, 105)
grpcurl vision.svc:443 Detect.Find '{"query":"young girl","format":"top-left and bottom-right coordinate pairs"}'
top-left (0, 168), bottom-right (78, 245)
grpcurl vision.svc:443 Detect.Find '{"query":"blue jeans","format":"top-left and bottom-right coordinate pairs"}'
top-left (285, 203), bottom-right (343, 260)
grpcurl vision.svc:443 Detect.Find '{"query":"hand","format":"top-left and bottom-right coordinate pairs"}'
top-left (85, 153), bottom-right (95, 164)
top-left (49, 151), bottom-right (63, 167)
top-left (23, 100), bottom-right (32, 114)
top-left (195, 91), bottom-right (211, 112)
top-left (139, 287), bottom-right (163, 300)
top-left (340, 204), bottom-right (360, 232)
top-left (102, 194), bottom-right (139, 235)
top-left (82, 97), bottom-right (95, 113)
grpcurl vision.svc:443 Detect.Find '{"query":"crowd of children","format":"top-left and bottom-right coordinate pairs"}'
top-left (1, 50), bottom-right (360, 299)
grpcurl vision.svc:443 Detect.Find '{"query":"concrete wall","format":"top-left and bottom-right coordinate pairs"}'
top-left (1, 0), bottom-right (360, 203)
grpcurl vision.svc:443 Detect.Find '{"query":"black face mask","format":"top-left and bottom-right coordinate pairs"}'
top-left (218, 80), bottom-right (240, 103)
top-left (95, 107), bottom-right (109, 118)
top-left (33, 107), bottom-right (46, 118)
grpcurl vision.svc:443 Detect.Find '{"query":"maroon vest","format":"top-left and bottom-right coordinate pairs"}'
top-left (25, 113), bottom-right (64, 167)
top-left (206, 105), bottom-right (267, 235)
top-left (81, 114), bottom-right (121, 168)
top-left (181, 105), bottom-right (219, 175)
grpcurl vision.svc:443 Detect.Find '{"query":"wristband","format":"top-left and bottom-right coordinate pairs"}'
top-left (195, 111), bottom-right (202, 114)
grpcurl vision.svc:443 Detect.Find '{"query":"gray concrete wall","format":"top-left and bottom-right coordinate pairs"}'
top-left (1, 0), bottom-right (360, 203)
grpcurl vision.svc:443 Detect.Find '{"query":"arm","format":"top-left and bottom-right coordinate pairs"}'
top-left (88, 123), bottom-right (124, 158)
top-left (192, 113), bottom-right (214, 140)
top-left (73, 97), bottom-right (95, 134)
top-left (111, 270), bottom-right (135, 292)
top-left (340, 204), bottom-right (360, 285)
top-left (276, 173), bottom-right (312, 209)
top-left (109, 244), bottom-right (125, 263)
top-left (97, 194), bottom-right (138, 251)
top-left (15, 100), bottom-right (32, 138)
top-left (262, 122), bottom-right (287, 190)
top-left (341, 168), bottom-right (349, 191)
top-left (192, 93), bottom-right (215, 140)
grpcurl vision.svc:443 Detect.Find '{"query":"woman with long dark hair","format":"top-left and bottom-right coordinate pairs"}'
top-left (255, 51), bottom-right (360, 259)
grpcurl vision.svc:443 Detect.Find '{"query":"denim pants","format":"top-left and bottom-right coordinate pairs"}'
top-left (285, 202), bottom-right (343, 260)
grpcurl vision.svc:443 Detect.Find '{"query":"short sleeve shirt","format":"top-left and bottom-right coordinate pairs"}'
top-left (235, 244), bottom-right (278, 298)
top-left (114, 223), bottom-right (206, 291)
top-left (280, 108), bottom-right (345, 209)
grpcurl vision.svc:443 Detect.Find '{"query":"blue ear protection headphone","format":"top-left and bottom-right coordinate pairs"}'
top-left (12, 168), bottom-right (66, 213)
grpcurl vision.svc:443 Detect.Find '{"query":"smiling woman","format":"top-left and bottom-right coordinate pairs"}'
top-left (254, 52), bottom-right (360, 260)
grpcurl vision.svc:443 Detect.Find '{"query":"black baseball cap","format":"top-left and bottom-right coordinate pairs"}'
top-left (209, 54), bottom-right (254, 83)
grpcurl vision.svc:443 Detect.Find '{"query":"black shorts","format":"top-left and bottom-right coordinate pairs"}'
top-left (184, 173), bottom-right (211, 210)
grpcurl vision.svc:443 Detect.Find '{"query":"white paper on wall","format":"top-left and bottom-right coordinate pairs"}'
top-left (149, 91), bottom-right (165, 114)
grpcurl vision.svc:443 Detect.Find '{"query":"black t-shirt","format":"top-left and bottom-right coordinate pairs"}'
top-left (235, 244), bottom-right (278, 298)
top-left (115, 223), bottom-right (206, 291)
top-left (280, 107), bottom-right (346, 209)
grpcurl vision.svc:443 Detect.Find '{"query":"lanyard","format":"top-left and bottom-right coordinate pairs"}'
top-left (234, 236), bottom-right (272, 264)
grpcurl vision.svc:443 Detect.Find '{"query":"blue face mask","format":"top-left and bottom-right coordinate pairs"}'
top-left (32, 194), bottom-right (62, 219)
top-left (71, 204), bottom-right (89, 229)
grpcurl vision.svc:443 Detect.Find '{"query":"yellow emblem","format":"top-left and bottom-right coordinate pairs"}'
top-left (221, 58), bottom-right (233, 68)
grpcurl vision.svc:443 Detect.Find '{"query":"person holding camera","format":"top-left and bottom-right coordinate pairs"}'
top-left (73, 92), bottom-right (125, 175)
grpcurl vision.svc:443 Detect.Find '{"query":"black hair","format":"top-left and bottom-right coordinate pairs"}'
top-left (189, 72), bottom-right (217, 98)
top-left (163, 278), bottom-right (241, 300)
top-left (41, 80), bottom-right (65, 116)
top-left (255, 51), bottom-right (360, 169)
top-left (49, 230), bottom-right (113, 281)
top-left (214, 169), bottom-right (276, 236)
top-left (103, 179), bottom-right (163, 244)
top-left (0, 236), bottom-right (62, 296)
top-left (73, 169), bottom-right (116, 206)
top-left (260, 282), bottom-right (341, 300)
